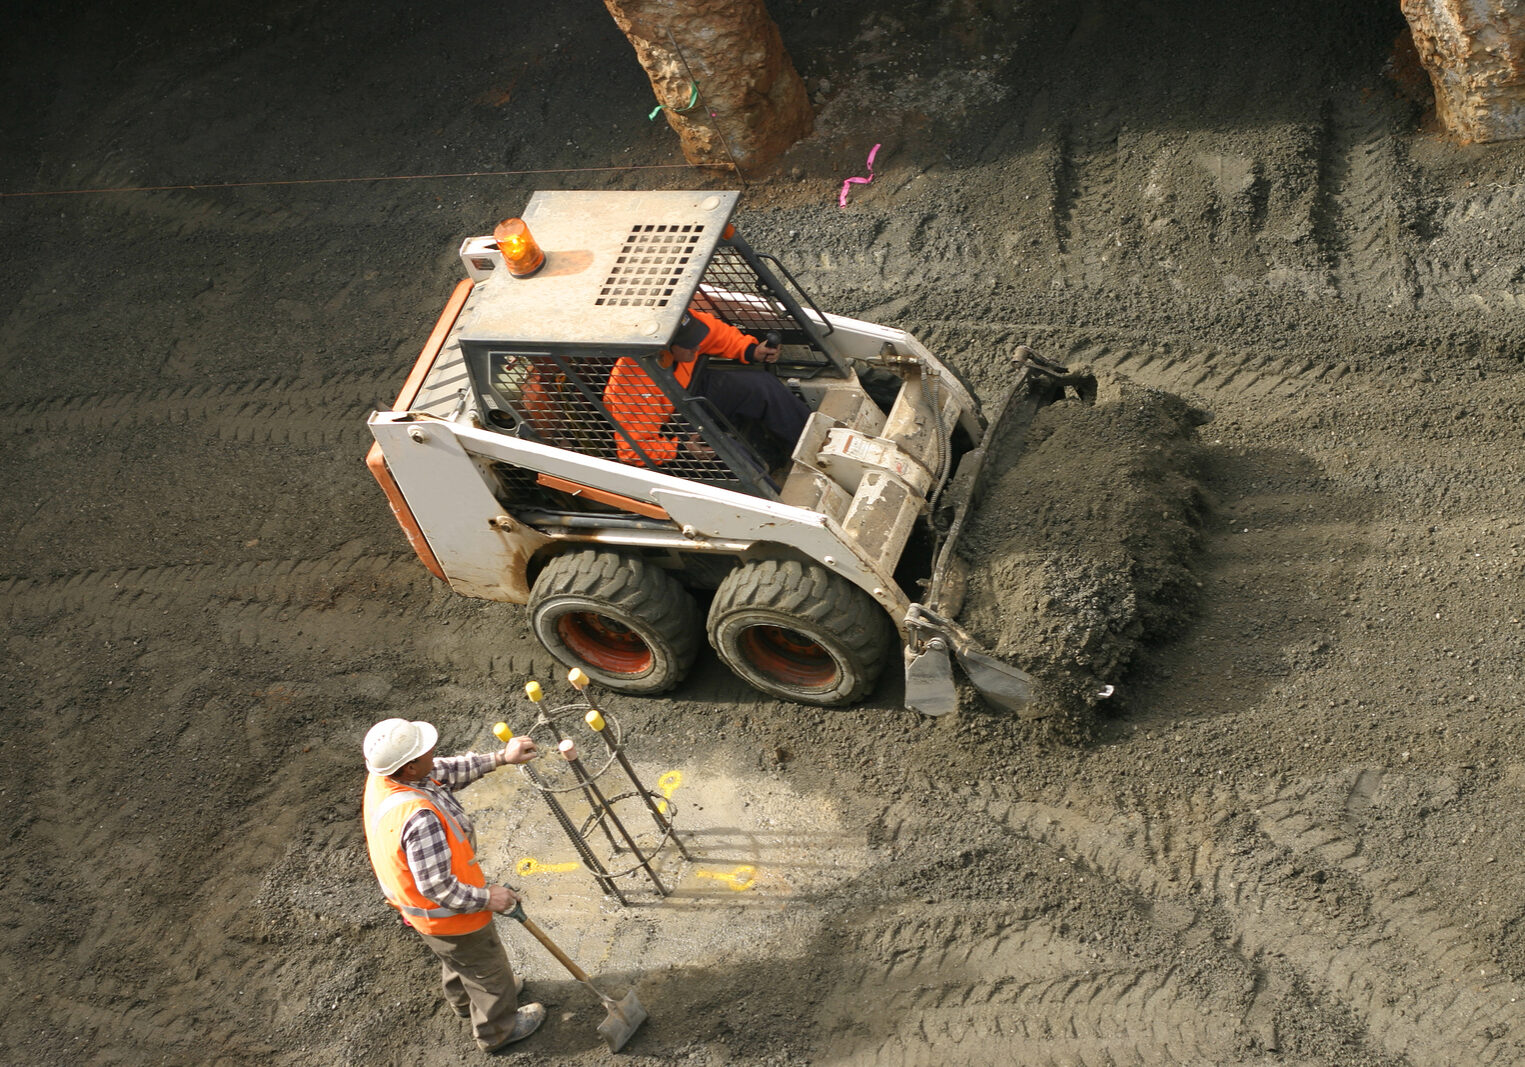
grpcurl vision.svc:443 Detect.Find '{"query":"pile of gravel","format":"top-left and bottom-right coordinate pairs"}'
top-left (956, 375), bottom-right (1210, 734)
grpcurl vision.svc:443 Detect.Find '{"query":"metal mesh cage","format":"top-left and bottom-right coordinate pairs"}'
top-left (481, 349), bottom-right (752, 495)
top-left (468, 242), bottom-right (821, 512)
top-left (693, 246), bottom-right (797, 338)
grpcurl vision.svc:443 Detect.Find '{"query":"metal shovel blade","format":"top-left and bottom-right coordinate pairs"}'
top-left (904, 642), bottom-right (959, 716)
top-left (510, 902), bottom-right (648, 1053)
top-left (594, 987), bottom-right (648, 1053)
top-left (955, 647), bottom-right (1041, 717)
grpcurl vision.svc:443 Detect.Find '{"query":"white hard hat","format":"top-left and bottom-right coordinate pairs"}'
top-left (364, 718), bottom-right (438, 776)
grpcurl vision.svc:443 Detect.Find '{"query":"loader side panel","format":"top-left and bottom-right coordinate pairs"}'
top-left (369, 418), bottom-right (550, 603)
top-left (365, 279), bottom-right (475, 580)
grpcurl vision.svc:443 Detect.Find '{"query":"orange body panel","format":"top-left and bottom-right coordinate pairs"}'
top-left (535, 473), bottom-right (672, 521)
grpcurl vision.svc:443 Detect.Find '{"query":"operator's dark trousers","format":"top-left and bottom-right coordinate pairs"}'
top-left (691, 365), bottom-right (810, 448)
top-left (416, 922), bottom-right (520, 1051)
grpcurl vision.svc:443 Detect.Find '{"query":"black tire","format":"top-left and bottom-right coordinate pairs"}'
top-left (529, 549), bottom-right (701, 695)
top-left (707, 558), bottom-right (894, 706)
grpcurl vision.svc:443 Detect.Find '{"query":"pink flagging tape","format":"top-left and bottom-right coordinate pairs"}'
top-left (838, 143), bottom-right (881, 207)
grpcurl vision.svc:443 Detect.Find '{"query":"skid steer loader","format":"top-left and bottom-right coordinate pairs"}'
top-left (366, 190), bottom-right (1092, 715)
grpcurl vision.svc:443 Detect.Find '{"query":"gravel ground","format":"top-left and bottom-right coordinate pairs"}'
top-left (5, 0), bottom-right (1525, 1064)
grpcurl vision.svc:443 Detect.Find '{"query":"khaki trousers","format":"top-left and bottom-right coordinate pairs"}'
top-left (416, 921), bottom-right (520, 1051)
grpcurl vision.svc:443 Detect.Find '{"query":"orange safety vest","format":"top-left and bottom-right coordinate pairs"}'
top-left (363, 772), bottom-right (491, 935)
top-left (603, 310), bottom-right (759, 465)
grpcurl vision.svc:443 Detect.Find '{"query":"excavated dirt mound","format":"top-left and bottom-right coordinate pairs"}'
top-left (958, 376), bottom-right (1210, 729)
top-left (8, 0), bottom-right (1525, 1064)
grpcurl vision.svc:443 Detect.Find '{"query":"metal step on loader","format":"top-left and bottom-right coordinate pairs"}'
top-left (366, 190), bottom-right (1094, 716)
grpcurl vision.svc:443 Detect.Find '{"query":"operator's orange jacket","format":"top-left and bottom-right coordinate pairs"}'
top-left (603, 309), bottom-right (760, 465)
top-left (363, 772), bottom-right (491, 935)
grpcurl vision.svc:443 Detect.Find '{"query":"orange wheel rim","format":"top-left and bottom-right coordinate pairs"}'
top-left (557, 612), bottom-right (652, 674)
top-left (738, 625), bottom-right (838, 687)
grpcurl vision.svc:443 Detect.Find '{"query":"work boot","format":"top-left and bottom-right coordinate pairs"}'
top-left (482, 1003), bottom-right (544, 1053)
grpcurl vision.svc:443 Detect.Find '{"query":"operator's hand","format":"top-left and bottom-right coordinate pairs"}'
top-left (683, 433), bottom-right (717, 460)
top-left (754, 340), bottom-right (781, 364)
top-left (487, 884), bottom-right (520, 913)
top-left (498, 735), bottom-right (538, 766)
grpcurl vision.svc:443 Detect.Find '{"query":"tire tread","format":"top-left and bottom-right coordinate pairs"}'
top-left (709, 558), bottom-right (893, 704)
top-left (529, 549), bottom-right (701, 693)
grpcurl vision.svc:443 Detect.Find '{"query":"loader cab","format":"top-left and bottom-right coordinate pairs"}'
top-left (461, 339), bottom-right (781, 502)
top-left (452, 190), bottom-right (852, 511)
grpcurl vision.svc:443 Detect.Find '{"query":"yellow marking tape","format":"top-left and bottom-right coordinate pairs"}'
top-left (695, 865), bottom-right (756, 891)
top-left (516, 857), bottom-right (580, 878)
top-left (656, 769), bottom-right (682, 814)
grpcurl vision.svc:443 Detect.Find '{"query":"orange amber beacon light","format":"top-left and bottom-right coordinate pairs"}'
top-left (494, 217), bottom-right (546, 277)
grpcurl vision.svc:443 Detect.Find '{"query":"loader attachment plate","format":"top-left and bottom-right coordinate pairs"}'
top-left (904, 605), bottom-right (1042, 718)
top-left (903, 641), bottom-right (959, 717)
top-left (955, 646), bottom-right (1036, 715)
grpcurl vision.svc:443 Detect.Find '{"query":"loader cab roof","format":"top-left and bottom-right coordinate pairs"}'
top-left (457, 189), bottom-right (740, 350)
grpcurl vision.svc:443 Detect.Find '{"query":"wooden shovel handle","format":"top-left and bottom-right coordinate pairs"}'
top-left (508, 903), bottom-right (590, 983)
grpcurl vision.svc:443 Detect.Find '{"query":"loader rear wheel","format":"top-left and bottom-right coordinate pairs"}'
top-left (708, 559), bottom-right (893, 706)
top-left (529, 549), bottom-right (701, 695)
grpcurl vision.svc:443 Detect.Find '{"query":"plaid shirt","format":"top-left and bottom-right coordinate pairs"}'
top-left (399, 752), bottom-right (501, 913)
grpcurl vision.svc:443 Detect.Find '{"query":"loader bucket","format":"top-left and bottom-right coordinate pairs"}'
top-left (904, 347), bottom-right (1096, 718)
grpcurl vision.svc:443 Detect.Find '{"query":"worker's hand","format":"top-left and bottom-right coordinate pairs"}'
top-left (683, 433), bottom-right (717, 460)
top-left (487, 884), bottom-right (520, 913)
top-left (754, 341), bottom-right (781, 364)
top-left (499, 735), bottom-right (538, 766)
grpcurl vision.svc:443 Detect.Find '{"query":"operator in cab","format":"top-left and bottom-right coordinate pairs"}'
top-left (602, 307), bottom-right (810, 469)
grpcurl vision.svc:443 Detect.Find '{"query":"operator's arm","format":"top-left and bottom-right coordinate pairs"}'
top-left (400, 808), bottom-right (491, 913)
top-left (690, 309), bottom-right (777, 364)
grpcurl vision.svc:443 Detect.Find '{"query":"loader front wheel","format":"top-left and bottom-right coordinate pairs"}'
top-left (708, 559), bottom-right (893, 706)
top-left (529, 549), bottom-right (701, 695)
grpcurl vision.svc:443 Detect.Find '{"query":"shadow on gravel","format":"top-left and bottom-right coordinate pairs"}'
top-left (1123, 440), bottom-right (1378, 727)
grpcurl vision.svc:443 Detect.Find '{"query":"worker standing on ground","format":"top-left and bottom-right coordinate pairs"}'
top-left (362, 718), bottom-right (544, 1053)
top-left (603, 307), bottom-right (811, 467)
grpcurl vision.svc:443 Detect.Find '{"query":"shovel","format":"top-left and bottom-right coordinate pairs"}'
top-left (506, 901), bottom-right (647, 1052)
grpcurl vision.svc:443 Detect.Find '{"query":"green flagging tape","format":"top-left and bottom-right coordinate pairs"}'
top-left (649, 82), bottom-right (699, 120)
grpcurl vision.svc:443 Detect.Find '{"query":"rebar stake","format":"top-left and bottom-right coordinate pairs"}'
top-left (510, 672), bottom-right (687, 905)
top-left (573, 675), bottom-right (692, 862)
top-left (525, 681), bottom-right (624, 859)
top-left (560, 738), bottom-right (667, 896)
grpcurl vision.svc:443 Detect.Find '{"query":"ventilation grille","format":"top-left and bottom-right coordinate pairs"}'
top-left (596, 224), bottom-right (705, 307)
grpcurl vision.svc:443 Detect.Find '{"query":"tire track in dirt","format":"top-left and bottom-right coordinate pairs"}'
top-left (817, 905), bottom-right (1248, 1066)
top-left (0, 553), bottom-right (555, 679)
top-left (869, 779), bottom-right (1525, 1066)
top-left (1316, 94), bottom-right (1418, 311)
top-left (911, 319), bottom-right (1349, 403)
top-left (17, 793), bottom-right (353, 1063)
top-left (0, 552), bottom-right (413, 620)
top-left (1048, 110), bottom-right (1125, 292)
top-left (1412, 182), bottom-right (1525, 315)
top-left (0, 372), bottom-right (401, 444)
top-left (1063, 337), bottom-right (1350, 402)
